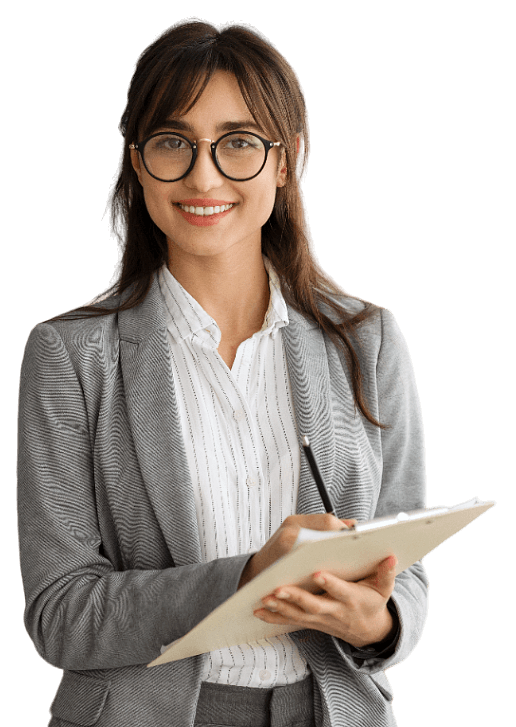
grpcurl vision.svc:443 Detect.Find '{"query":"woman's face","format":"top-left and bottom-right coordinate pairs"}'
top-left (131, 71), bottom-right (287, 266)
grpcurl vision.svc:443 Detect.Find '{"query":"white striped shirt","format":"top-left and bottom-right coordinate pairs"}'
top-left (158, 259), bottom-right (311, 687)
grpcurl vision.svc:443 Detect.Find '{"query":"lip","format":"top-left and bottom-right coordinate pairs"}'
top-left (177, 198), bottom-right (237, 206)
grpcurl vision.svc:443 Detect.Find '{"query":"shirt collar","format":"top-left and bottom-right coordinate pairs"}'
top-left (158, 257), bottom-right (289, 344)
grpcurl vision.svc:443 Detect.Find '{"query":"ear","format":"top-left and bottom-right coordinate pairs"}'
top-left (130, 147), bottom-right (143, 185)
top-left (276, 135), bottom-right (301, 187)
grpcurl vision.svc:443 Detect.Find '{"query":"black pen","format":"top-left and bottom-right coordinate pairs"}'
top-left (301, 435), bottom-right (337, 516)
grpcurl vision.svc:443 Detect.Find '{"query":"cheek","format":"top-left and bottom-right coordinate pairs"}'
top-left (248, 178), bottom-right (280, 221)
top-left (142, 184), bottom-right (171, 229)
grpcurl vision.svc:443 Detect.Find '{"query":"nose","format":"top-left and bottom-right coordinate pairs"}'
top-left (184, 139), bottom-right (224, 193)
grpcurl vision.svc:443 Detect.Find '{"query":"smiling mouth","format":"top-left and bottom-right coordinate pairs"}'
top-left (174, 203), bottom-right (235, 217)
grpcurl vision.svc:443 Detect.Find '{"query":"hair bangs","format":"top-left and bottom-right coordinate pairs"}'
top-left (138, 55), bottom-right (216, 140)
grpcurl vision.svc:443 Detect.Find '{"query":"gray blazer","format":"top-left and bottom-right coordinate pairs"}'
top-left (17, 272), bottom-right (428, 727)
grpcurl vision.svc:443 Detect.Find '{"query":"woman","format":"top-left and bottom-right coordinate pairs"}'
top-left (17, 20), bottom-right (427, 727)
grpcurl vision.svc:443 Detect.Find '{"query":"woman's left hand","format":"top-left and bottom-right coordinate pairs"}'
top-left (254, 555), bottom-right (398, 649)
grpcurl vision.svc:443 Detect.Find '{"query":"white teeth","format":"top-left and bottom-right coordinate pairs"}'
top-left (178, 203), bottom-right (234, 216)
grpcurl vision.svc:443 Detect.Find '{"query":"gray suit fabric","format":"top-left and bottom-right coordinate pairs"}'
top-left (17, 272), bottom-right (428, 726)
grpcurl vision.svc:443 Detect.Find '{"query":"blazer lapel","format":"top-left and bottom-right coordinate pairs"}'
top-left (282, 307), bottom-right (337, 516)
top-left (118, 273), bottom-right (202, 566)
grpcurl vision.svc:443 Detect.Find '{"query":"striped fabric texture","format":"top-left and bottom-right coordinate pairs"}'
top-left (158, 259), bottom-right (310, 687)
top-left (17, 271), bottom-right (428, 727)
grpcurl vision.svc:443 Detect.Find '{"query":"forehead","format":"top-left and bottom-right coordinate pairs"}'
top-left (144, 70), bottom-right (272, 138)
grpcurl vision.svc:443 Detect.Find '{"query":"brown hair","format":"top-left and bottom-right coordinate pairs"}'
top-left (48, 20), bottom-right (385, 429)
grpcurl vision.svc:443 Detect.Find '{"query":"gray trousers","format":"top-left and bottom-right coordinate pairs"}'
top-left (193, 675), bottom-right (316, 727)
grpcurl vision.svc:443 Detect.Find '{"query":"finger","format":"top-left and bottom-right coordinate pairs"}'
top-left (312, 571), bottom-right (356, 603)
top-left (341, 519), bottom-right (357, 528)
top-left (386, 554), bottom-right (398, 570)
top-left (284, 513), bottom-right (350, 532)
top-left (253, 606), bottom-right (290, 624)
top-left (266, 586), bottom-right (334, 617)
top-left (376, 555), bottom-right (398, 583)
top-left (254, 594), bottom-right (308, 624)
top-left (361, 556), bottom-right (398, 596)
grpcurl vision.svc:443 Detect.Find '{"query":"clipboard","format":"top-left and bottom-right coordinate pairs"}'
top-left (148, 497), bottom-right (494, 667)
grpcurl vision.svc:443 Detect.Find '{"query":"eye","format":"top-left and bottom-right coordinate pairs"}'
top-left (151, 134), bottom-right (190, 152)
top-left (219, 133), bottom-right (263, 153)
top-left (225, 136), bottom-right (250, 150)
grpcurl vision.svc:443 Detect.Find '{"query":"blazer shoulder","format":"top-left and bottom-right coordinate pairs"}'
top-left (23, 305), bottom-right (122, 385)
top-left (319, 294), bottom-right (413, 376)
top-left (321, 292), bottom-right (385, 339)
top-left (35, 305), bottom-right (119, 345)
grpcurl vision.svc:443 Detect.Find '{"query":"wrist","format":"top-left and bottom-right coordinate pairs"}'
top-left (369, 606), bottom-right (399, 651)
top-left (352, 605), bottom-right (395, 649)
top-left (372, 606), bottom-right (396, 645)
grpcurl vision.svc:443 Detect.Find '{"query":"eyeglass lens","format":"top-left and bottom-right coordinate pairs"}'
top-left (143, 133), bottom-right (267, 181)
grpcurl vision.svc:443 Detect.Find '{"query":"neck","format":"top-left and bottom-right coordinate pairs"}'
top-left (167, 246), bottom-right (270, 338)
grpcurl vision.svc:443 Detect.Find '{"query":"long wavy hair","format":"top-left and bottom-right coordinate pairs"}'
top-left (48, 20), bottom-right (385, 429)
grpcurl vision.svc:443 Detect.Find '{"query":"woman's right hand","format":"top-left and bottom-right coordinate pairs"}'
top-left (237, 514), bottom-right (356, 589)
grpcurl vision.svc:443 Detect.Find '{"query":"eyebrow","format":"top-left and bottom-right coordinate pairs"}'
top-left (160, 119), bottom-right (265, 135)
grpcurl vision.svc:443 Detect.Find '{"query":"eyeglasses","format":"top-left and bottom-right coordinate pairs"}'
top-left (129, 131), bottom-right (282, 182)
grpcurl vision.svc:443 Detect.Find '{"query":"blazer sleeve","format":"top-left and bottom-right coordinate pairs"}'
top-left (17, 323), bottom-right (253, 672)
top-left (332, 308), bottom-right (429, 674)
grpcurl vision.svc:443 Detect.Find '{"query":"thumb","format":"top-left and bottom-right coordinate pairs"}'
top-left (383, 555), bottom-right (398, 571)
top-left (362, 555), bottom-right (398, 596)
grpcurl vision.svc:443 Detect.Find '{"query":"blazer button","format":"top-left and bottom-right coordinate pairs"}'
top-left (259, 669), bottom-right (271, 680)
top-left (233, 409), bottom-right (245, 422)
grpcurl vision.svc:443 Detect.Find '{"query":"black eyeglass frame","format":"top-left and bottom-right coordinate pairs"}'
top-left (129, 130), bottom-right (282, 182)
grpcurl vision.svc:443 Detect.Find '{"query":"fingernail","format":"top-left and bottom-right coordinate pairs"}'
top-left (275, 591), bottom-right (289, 600)
top-left (314, 573), bottom-right (325, 585)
